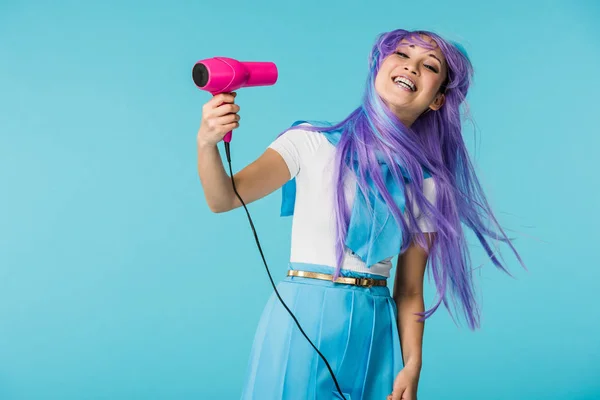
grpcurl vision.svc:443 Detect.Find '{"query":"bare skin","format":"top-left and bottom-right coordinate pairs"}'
top-left (196, 92), bottom-right (289, 213)
top-left (196, 34), bottom-right (448, 400)
top-left (388, 233), bottom-right (435, 400)
top-left (375, 35), bottom-right (448, 126)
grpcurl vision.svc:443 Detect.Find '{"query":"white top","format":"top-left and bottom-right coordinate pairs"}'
top-left (268, 125), bottom-right (437, 278)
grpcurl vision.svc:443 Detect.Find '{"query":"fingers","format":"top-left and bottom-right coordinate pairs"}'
top-left (211, 102), bottom-right (240, 118)
top-left (211, 92), bottom-right (236, 106)
top-left (205, 94), bottom-right (240, 120)
top-left (214, 113), bottom-right (240, 132)
top-left (388, 389), bottom-right (405, 400)
top-left (215, 112), bottom-right (240, 125)
top-left (221, 121), bottom-right (240, 132)
top-left (201, 92), bottom-right (237, 117)
top-left (197, 92), bottom-right (241, 145)
top-left (203, 112), bottom-right (240, 133)
top-left (206, 92), bottom-right (237, 111)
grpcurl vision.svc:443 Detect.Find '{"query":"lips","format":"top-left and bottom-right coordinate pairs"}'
top-left (392, 75), bottom-right (417, 92)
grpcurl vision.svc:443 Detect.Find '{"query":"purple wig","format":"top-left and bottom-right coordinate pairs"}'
top-left (279, 29), bottom-right (526, 330)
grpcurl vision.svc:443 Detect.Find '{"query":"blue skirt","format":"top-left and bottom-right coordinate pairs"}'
top-left (240, 262), bottom-right (403, 400)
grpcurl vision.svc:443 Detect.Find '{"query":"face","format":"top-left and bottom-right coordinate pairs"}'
top-left (374, 35), bottom-right (448, 127)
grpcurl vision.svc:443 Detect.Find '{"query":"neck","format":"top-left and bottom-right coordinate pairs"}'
top-left (381, 100), bottom-right (421, 128)
top-left (391, 107), bottom-right (417, 128)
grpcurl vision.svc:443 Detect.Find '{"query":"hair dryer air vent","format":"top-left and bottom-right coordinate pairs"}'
top-left (192, 63), bottom-right (209, 87)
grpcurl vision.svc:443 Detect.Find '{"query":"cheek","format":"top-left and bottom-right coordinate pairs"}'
top-left (376, 72), bottom-right (385, 86)
top-left (374, 72), bottom-right (389, 94)
top-left (424, 75), bottom-right (444, 94)
top-left (375, 60), bottom-right (394, 85)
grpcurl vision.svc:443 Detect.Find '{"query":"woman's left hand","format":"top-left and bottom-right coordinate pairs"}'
top-left (387, 364), bottom-right (421, 400)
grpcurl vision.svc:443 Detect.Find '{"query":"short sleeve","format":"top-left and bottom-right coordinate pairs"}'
top-left (267, 124), bottom-right (319, 180)
top-left (408, 177), bottom-right (438, 233)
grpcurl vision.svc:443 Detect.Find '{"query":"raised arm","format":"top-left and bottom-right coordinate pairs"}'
top-left (197, 146), bottom-right (289, 213)
top-left (196, 92), bottom-right (290, 213)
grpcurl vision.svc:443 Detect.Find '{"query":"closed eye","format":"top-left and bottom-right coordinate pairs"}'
top-left (424, 64), bottom-right (439, 73)
top-left (394, 51), bottom-right (439, 73)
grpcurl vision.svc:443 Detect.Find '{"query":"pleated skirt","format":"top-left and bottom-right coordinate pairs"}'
top-left (240, 262), bottom-right (403, 400)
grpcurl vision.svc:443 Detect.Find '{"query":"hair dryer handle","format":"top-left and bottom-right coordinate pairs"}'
top-left (211, 92), bottom-right (234, 143)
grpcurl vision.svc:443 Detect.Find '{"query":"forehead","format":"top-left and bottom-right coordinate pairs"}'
top-left (396, 35), bottom-right (445, 63)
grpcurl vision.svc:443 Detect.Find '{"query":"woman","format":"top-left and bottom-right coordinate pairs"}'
top-left (196, 29), bottom-right (525, 400)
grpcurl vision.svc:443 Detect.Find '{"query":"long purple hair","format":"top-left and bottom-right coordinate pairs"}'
top-left (278, 29), bottom-right (526, 330)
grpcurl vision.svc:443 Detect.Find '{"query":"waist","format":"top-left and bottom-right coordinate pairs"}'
top-left (285, 262), bottom-right (389, 293)
top-left (289, 261), bottom-right (388, 278)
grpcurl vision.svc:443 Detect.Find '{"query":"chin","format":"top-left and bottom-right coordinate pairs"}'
top-left (383, 92), bottom-right (411, 110)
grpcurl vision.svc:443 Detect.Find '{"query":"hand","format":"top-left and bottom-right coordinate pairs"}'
top-left (197, 92), bottom-right (240, 148)
top-left (387, 364), bottom-right (421, 400)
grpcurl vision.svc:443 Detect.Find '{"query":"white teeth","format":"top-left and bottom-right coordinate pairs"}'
top-left (397, 81), bottom-right (412, 90)
top-left (393, 76), bottom-right (415, 91)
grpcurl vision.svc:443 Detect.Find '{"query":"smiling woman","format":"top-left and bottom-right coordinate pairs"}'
top-left (375, 36), bottom-right (448, 127)
top-left (196, 28), bottom-right (526, 400)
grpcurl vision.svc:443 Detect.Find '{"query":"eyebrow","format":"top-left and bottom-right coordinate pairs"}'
top-left (402, 44), bottom-right (444, 65)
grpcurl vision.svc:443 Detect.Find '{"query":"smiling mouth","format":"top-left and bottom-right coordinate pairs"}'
top-left (392, 76), bottom-right (416, 92)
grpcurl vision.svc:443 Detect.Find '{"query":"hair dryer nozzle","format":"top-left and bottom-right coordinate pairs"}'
top-left (192, 63), bottom-right (210, 87)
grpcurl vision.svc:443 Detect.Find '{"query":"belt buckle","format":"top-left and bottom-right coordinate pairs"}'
top-left (357, 278), bottom-right (375, 287)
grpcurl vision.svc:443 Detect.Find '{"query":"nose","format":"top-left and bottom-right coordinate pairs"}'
top-left (403, 61), bottom-right (419, 75)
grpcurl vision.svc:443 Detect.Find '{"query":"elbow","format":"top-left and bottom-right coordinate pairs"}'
top-left (209, 203), bottom-right (231, 213)
top-left (208, 197), bottom-right (237, 213)
top-left (393, 289), bottom-right (423, 301)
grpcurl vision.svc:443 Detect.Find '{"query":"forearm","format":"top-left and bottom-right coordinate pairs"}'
top-left (196, 143), bottom-right (235, 213)
top-left (394, 292), bottom-right (425, 369)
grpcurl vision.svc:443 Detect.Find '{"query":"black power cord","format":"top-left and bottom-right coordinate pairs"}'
top-left (223, 141), bottom-right (347, 400)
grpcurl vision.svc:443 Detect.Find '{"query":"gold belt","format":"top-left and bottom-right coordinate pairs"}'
top-left (287, 270), bottom-right (387, 288)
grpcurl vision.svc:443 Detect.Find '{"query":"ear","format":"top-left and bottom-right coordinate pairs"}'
top-left (429, 93), bottom-right (445, 111)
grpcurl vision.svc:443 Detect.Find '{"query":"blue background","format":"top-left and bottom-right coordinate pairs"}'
top-left (1, 0), bottom-right (599, 399)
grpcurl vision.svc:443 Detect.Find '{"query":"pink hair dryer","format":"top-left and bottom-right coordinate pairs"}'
top-left (192, 57), bottom-right (278, 142)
